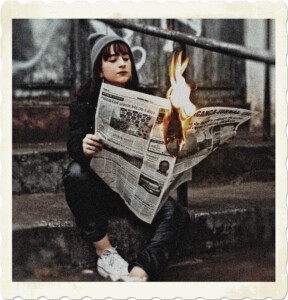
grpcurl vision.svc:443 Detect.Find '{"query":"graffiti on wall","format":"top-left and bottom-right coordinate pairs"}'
top-left (12, 19), bottom-right (202, 93)
top-left (13, 20), bottom-right (60, 74)
top-left (13, 19), bottom-right (72, 86)
top-left (90, 19), bottom-right (202, 69)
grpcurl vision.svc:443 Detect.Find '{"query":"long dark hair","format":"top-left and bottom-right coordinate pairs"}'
top-left (76, 42), bottom-right (139, 107)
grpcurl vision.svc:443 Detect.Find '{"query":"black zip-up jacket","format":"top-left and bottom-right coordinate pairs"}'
top-left (67, 100), bottom-right (96, 164)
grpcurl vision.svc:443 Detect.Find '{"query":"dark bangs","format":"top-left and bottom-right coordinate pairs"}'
top-left (102, 42), bottom-right (130, 61)
top-left (78, 40), bottom-right (139, 106)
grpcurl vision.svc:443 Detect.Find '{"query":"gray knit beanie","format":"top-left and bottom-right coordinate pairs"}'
top-left (88, 33), bottom-right (129, 72)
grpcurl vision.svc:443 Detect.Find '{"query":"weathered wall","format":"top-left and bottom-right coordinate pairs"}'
top-left (13, 20), bottom-right (73, 90)
top-left (13, 19), bottom-right (246, 98)
top-left (12, 19), bottom-right (273, 143)
top-left (244, 19), bottom-right (275, 136)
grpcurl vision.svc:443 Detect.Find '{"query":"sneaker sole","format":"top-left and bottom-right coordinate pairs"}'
top-left (97, 266), bottom-right (121, 282)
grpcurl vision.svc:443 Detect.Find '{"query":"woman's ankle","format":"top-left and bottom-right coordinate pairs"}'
top-left (92, 234), bottom-right (113, 257)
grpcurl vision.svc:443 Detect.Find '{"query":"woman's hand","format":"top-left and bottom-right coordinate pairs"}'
top-left (82, 134), bottom-right (103, 157)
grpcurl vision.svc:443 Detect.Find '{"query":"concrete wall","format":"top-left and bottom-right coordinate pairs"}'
top-left (12, 19), bottom-right (274, 143)
top-left (13, 20), bottom-right (73, 89)
top-left (244, 19), bottom-right (275, 136)
top-left (13, 19), bottom-right (246, 99)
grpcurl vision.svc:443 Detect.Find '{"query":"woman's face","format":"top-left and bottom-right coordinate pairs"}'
top-left (100, 44), bottom-right (132, 88)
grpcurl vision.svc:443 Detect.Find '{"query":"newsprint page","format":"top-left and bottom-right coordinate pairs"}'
top-left (91, 83), bottom-right (256, 223)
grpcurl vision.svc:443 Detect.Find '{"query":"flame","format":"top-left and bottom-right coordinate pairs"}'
top-left (162, 51), bottom-right (197, 157)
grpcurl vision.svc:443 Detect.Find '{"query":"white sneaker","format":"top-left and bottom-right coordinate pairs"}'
top-left (97, 248), bottom-right (129, 281)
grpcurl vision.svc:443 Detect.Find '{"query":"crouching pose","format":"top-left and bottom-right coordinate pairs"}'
top-left (63, 33), bottom-right (190, 281)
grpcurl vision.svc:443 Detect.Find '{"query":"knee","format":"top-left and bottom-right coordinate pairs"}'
top-left (167, 199), bottom-right (190, 239)
top-left (178, 205), bottom-right (191, 229)
top-left (157, 198), bottom-right (190, 227)
top-left (62, 161), bottom-right (89, 185)
top-left (171, 199), bottom-right (190, 227)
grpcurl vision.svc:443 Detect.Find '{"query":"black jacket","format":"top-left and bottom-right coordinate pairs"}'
top-left (67, 100), bottom-right (95, 164)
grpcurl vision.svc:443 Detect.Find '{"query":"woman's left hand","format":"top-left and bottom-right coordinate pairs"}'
top-left (82, 133), bottom-right (103, 157)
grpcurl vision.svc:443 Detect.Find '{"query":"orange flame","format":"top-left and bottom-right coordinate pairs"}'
top-left (162, 51), bottom-right (197, 156)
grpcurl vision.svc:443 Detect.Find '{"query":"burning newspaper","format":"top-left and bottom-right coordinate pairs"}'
top-left (90, 83), bottom-right (256, 223)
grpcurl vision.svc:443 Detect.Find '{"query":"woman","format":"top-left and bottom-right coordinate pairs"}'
top-left (63, 33), bottom-right (190, 282)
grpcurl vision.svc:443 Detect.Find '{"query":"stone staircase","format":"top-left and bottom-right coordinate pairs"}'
top-left (12, 134), bottom-right (275, 281)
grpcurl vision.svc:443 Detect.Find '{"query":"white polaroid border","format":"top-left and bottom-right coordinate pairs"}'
top-left (1, 1), bottom-right (287, 299)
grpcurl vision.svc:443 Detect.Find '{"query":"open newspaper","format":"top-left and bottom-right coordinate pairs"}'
top-left (90, 83), bottom-right (256, 223)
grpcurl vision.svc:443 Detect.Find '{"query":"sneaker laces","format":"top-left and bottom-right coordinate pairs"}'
top-left (101, 247), bottom-right (127, 271)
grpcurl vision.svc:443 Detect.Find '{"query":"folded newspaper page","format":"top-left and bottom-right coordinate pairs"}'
top-left (90, 83), bottom-right (256, 223)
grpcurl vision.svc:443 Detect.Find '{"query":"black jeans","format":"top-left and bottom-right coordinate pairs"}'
top-left (63, 161), bottom-right (190, 280)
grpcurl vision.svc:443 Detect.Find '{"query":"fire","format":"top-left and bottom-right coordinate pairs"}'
top-left (162, 51), bottom-right (197, 157)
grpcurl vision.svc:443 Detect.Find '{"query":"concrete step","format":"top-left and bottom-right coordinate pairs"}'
top-left (13, 181), bottom-right (275, 279)
top-left (13, 245), bottom-right (275, 282)
top-left (12, 135), bottom-right (275, 194)
top-left (13, 104), bottom-right (70, 144)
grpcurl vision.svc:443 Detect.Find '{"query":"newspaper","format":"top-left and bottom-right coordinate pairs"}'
top-left (90, 83), bottom-right (256, 223)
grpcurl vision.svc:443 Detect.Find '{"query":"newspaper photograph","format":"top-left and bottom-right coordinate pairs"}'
top-left (90, 83), bottom-right (256, 223)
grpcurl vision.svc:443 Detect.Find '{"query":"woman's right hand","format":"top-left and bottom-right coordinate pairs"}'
top-left (82, 134), bottom-right (103, 157)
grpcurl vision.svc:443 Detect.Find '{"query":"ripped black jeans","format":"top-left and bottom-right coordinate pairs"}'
top-left (63, 161), bottom-right (190, 280)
